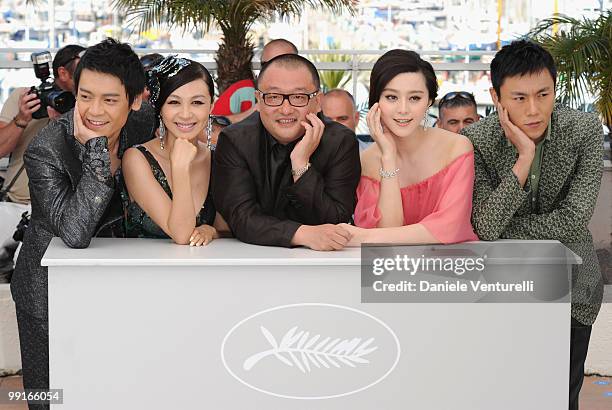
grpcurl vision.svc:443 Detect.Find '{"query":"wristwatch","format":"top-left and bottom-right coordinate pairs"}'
top-left (291, 162), bottom-right (311, 178)
top-left (13, 116), bottom-right (27, 129)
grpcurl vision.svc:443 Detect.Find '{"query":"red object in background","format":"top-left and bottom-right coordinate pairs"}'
top-left (211, 79), bottom-right (256, 116)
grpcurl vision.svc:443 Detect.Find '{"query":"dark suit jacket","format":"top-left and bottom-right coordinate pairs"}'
top-left (12, 104), bottom-right (155, 319)
top-left (213, 112), bottom-right (361, 247)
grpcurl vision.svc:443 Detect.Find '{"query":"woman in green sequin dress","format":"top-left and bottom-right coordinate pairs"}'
top-left (122, 57), bottom-right (228, 245)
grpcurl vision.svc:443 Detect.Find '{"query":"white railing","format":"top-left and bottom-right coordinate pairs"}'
top-left (0, 48), bottom-right (494, 99)
top-left (0, 47), bottom-right (608, 168)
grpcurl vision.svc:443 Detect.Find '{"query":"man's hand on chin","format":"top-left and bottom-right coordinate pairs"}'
top-left (290, 112), bottom-right (324, 170)
top-left (496, 103), bottom-right (536, 187)
top-left (291, 224), bottom-right (352, 251)
top-left (73, 101), bottom-right (106, 145)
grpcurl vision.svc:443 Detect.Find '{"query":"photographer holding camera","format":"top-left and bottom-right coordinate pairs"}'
top-left (0, 44), bottom-right (85, 282)
top-left (0, 45), bottom-right (84, 203)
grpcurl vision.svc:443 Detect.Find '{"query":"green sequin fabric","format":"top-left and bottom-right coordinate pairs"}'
top-left (122, 145), bottom-right (215, 238)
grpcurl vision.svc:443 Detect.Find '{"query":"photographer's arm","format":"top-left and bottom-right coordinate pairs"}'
top-left (0, 120), bottom-right (25, 158)
top-left (0, 89), bottom-right (41, 157)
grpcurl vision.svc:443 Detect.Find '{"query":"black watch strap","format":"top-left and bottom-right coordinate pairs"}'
top-left (13, 117), bottom-right (27, 129)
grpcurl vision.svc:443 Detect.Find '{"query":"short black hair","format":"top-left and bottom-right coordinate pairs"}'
top-left (256, 53), bottom-right (320, 90)
top-left (490, 40), bottom-right (557, 97)
top-left (74, 38), bottom-right (145, 105)
top-left (140, 53), bottom-right (164, 72)
top-left (152, 59), bottom-right (215, 115)
top-left (369, 49), bottom-right (438, 108)
top-left (53, 44), bottom-right (86, 77)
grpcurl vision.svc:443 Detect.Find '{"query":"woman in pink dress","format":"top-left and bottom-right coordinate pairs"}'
top-left (342, 49), bottom-right (478, 245)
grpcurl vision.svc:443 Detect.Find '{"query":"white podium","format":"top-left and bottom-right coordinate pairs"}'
top-left (43, 238), bottom-right (572, 409)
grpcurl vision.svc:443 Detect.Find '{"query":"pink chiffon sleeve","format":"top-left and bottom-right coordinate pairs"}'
top-left (419, 151), bottom-right (479, 244)
top-left (354, 176), bottom-right (382, 228)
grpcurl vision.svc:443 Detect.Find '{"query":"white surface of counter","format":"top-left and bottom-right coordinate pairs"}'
top-left (44, 238), bottom-right (572, 409)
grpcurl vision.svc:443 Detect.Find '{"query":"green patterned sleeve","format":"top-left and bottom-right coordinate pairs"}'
top-left (471, 148), bottom-right (529, 240)
top-left (502, 116), bottom-right (604, 242)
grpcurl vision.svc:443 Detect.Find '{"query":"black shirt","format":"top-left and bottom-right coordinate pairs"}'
top-left (265, 129), bottom-right (299, 217)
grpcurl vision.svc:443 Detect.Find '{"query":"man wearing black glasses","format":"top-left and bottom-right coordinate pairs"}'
top-left (436, 91), bottom-right (480, 134)
top-left (214, 54), bottom-right (360, 250)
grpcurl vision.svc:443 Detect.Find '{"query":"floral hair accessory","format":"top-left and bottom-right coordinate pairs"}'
top-left (146, 55), bottom-right (191, 107)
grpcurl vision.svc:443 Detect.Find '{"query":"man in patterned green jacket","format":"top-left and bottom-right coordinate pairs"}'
top-left (462, 40), bottom-right (604, 410)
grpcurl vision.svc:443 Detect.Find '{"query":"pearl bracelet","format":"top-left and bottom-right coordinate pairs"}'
top-left (379, 167), bottom-right (400, 179)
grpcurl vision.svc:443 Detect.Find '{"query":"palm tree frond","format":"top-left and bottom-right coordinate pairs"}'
top-left (113, 0), bottom-right (218, 33)
top-left (259, 0), bottom-right (355, 17)
top-left (529, 11), bottom-right (612, 126)
top-left (112, 0), bottom-right (355, 93)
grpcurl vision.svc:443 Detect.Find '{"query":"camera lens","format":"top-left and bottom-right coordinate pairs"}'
top-left (47, 90), bottom-right (76, 114)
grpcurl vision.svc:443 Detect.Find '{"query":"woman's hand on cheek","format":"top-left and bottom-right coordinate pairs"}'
top-left (367, 103), bottom-right (397, 159)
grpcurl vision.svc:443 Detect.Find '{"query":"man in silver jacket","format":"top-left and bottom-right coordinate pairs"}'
top-left (12, 39), bottom-right (154, 410)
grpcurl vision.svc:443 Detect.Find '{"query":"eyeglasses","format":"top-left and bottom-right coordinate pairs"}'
top-left (257, 90), bottom-right (318, 107)
top-left (438, 91), bottom-right (476, 109)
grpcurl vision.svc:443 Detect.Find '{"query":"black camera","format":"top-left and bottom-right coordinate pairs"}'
top-left (12, 211), bottom-right (30, 242)
top-left (29, 51), bottom-right (75, 119)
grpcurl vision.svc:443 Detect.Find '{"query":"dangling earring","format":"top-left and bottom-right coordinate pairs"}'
top-left (158, 116), bottom-right (166, 150)
top-left (422, 109), bottom-right (430, 130)
top-left (206, 116), bottom-right (214, 150)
